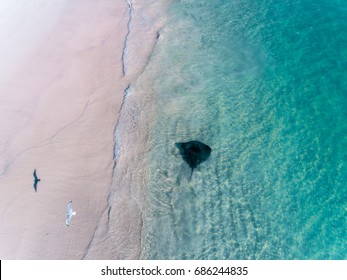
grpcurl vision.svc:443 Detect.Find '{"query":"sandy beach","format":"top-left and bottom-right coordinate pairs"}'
top-left (2, 0), bottom-right (345, 263)
top-left (0, 0), bottom-right (168, 259)
top-left (84, 0), bottom-right (168, 260)
top-left (0, 0), bottom-right (129, 259)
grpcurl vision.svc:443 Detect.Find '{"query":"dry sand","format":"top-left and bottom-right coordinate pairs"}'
top-left (0, 0), bottom-right (129, 259)
top-left (0, 0), bottom-right (168, 259)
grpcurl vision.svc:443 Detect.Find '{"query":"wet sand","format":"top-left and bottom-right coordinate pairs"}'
top-left (0, 0), bottom-right (169, 259)
top-left (84, 0), bottom-right (168, 260)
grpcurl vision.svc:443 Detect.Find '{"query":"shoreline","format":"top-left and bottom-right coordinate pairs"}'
top-left (0, 0), bottom-right (170, 259)
top-left (84, 0), bottom-right (170, 260)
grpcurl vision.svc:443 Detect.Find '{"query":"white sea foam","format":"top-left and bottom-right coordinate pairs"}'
top-left (83, 0), bottom-right (172, 259)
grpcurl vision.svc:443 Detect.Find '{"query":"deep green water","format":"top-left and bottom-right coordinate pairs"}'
top-left (138, 0), bottom-right (347, 259)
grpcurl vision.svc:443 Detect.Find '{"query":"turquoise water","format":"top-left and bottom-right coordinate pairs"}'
top-left (138, 0), bottom-right (347, 259)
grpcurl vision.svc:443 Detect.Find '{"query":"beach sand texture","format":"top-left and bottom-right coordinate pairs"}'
top-left (84, 0), bottom-right (168, 260)
top-left (0, 0), bottom-right (130, 259)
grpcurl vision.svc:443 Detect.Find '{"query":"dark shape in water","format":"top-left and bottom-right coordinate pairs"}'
top-left (175, 141), bottom-right (212, 181)
top-left (33, 169), bottom-right (41, 192)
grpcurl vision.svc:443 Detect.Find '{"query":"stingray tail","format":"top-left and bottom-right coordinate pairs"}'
top-left (189, 168), bottom-right (194, 182)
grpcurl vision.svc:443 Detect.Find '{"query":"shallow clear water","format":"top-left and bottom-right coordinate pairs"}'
top-left (137, 0), bottom-right (347, 259)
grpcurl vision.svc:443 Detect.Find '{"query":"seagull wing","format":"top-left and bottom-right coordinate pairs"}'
top-left (67, 201), bottom-right (73, 212)
top-left (33, 169), bottom-right (38, 180)
top-left (66, 212), bottom-right (72, 227)
top-left (66, 200), bottom-right (74, 227)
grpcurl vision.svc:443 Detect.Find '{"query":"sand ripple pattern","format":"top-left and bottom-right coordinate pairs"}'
top-left (140, 0), bottom-right (347, 259)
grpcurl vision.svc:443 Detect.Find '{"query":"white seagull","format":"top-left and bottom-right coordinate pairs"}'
top-left (66, 200), bottom-right (76, 227)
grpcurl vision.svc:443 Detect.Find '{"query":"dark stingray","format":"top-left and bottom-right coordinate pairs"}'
top-left (175, 141), bottom-right (212, 181)
top-left (33, 169), bottom-right (41, 192)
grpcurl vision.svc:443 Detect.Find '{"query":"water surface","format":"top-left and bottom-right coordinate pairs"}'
top-left (134, 0), bottom-right (347, 259)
